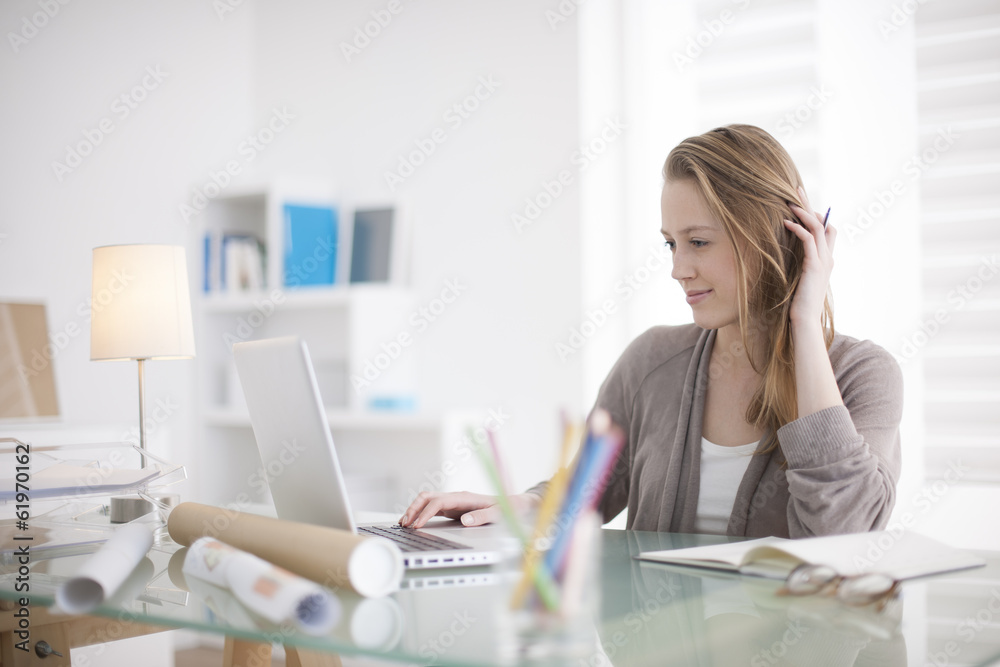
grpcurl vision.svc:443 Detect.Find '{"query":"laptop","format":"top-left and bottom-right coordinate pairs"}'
top-left (232, 335), bottom-right (509, 569)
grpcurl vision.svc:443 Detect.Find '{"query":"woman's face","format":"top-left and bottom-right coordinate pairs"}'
top-left (660, 178), bottom-right (740, 331)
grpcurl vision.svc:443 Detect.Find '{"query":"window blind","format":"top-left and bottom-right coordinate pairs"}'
top-left (694, 0), bottom-right (823, 197)
top-left (916, 0), bottom-right (1000, 483)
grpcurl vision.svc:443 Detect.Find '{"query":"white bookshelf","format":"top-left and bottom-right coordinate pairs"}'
top-left (192, 180), bottom-right (442, 513)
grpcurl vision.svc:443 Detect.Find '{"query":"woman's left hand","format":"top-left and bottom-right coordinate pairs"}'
top-left (783, 185), bottom-right (836, 326)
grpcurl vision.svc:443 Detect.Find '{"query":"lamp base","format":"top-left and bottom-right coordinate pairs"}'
top-left (109, 493), bottom-right (180, 524)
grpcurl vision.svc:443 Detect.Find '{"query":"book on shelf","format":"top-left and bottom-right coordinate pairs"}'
top-left (637, 530), bottom-right (985, 582)
top-left (283, 203), bottom-right (337, 288)
top-left (203, 231), bottom-right (266, 294)
top-left (350, 207), bottom-right (394, 283)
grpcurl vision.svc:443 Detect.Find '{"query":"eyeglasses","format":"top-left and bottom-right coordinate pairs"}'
top-left (777, 564), bottom-right (900, 610)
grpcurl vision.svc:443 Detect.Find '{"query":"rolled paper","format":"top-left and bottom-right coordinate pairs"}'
top-left (55, 523), bottom-right (155, 614)
top-left (167, 502), bottom-right (403, 598)
top-left (184, 573), bottom-right (259, 630)
top-left (168, 547), bottom-right (258, 628)
top-left (184, 537), bottom-right (340, 636)
top-left (105, 556), bottom-right (155, 607)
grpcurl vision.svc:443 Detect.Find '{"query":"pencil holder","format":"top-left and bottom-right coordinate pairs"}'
top-left (502, 510), bottom-right (602, 663)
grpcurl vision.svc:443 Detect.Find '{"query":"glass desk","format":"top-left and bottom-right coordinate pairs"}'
top-left (3, 529), bottom-right (1000, 666)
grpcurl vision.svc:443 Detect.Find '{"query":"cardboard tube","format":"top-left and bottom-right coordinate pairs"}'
top-left (167, 503), bottom-right (402, 598)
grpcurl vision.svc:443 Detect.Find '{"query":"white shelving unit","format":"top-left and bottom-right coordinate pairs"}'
top-left (192, 180), bottom-right (443, 513)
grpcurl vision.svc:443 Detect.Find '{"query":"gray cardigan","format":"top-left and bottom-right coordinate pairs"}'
top-left (529, 324), bottom-right (903, 538)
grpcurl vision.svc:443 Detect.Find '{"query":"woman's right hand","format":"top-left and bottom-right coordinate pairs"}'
top-left (399, 491), bottom-right (540, 529)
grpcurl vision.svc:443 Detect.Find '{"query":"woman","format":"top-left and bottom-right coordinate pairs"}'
top-left (401, 124), bottom-right (902, 538)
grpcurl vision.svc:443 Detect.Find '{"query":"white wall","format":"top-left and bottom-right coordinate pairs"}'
top-left (0, 0), bottom-right (256, 503)
top-left (242, 0), bottom-right (584, 491)
top-left (2, 1), bottom-right (582, 495)
top-left (2, 0), bottom-right (582, 660)
top-left (1, 2), bottom-right (258, 663)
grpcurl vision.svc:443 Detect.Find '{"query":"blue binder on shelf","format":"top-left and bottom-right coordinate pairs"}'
top-left (283, 203), bottom-right (337, 288)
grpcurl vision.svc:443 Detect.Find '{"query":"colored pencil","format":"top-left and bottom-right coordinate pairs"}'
top-left (510, 416), bottom-right (579, 609)
top-left (545, 411), bottom-right (624, 578)
top-left (467, 427), bottom-right (561, 611)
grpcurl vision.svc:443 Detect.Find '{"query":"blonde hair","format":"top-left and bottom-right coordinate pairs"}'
top-left (663, 124), bottom-right (834, 455)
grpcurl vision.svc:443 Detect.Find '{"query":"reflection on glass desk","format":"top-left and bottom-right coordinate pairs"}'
top-left (2, 530), bottom-right (1000, 666)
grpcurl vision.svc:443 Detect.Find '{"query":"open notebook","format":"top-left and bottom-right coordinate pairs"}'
top-left (637, 530), bottom-right (985, 581)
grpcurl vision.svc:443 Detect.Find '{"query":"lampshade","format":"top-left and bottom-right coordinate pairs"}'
top-left (90, 244), bottom-right (196, 361)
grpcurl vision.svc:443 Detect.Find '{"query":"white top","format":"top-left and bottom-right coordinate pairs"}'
top-left (693, 437), bottom-right (757, 535)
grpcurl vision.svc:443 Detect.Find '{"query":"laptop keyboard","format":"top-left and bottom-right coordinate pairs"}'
top-left (359, 525), bottom-right (471, 553)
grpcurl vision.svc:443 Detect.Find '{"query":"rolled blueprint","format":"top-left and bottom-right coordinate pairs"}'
top-left (167, 502), bottom-right (403, 598)
top-left (183, 537), bottom-right (339, 636)
top-left (170, 545), bottom-right (401, 649)
top-left (55, 523), bottom-right (155, 613)
top-left (185, 574), bottom-right (259, 630)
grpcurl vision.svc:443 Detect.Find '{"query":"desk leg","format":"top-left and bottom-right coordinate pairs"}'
top-left (285, 646), bottom-right (342, 667)
top-left (223, 637), bottom-right (272, 667)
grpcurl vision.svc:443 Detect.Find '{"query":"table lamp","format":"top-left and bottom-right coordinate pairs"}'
top-left (90, 244), bottom-right (195, 522)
